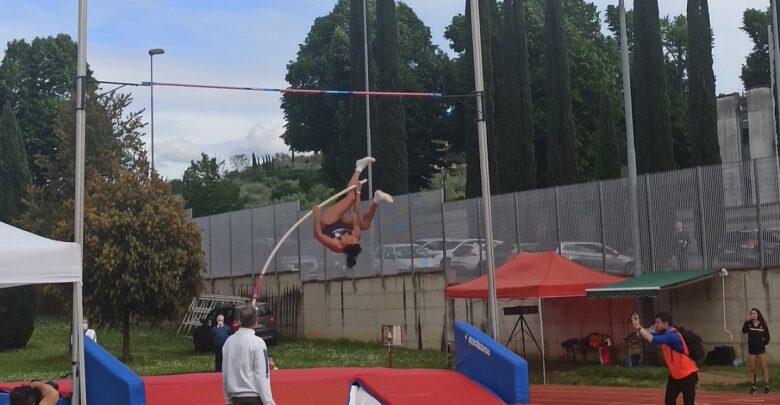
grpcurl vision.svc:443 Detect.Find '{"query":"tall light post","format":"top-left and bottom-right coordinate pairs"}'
top-left (148, 48), bottom-right (165, 171)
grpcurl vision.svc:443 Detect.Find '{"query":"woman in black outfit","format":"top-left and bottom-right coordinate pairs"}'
top-left (743, 308), bottom-right (770, 394)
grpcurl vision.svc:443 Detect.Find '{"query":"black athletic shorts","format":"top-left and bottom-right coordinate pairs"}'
top-left (749, 345), bottom-right (766, 355)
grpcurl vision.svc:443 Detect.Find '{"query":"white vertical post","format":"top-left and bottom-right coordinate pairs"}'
top-left (363, 0), bottom-right (373, 197)
top-left (468, 0), bottom-right (499, 340)
top-left (619, 0), bottom-right (643, 276)
top-left (73, 0), bottom-right (88, 403)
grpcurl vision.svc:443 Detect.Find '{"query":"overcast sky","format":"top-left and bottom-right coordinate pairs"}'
top-left (0, 0), bottom-right (769, 179)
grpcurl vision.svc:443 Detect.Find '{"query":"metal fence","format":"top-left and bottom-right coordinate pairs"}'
top-left (193, 156), bottom-right (780, 286)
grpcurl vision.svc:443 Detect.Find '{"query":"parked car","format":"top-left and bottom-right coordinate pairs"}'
top-left (417, 238), bottom-right (503, 265)
top-left (374, 244), bottom-right (438, 275)
top-left (717, 229), bottom-right (780, 267)
top-left (557, 242), bottom-right (634, 275)
top-left (447, 240), bottom-right (505, 274)
top-left (192, 302), bottom-right (277, 351)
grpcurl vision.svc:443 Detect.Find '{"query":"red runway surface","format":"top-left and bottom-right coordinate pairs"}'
top-left (143, 368), bottom-right (509, 405)
top-left (531, 385), bottom-right (780, 405)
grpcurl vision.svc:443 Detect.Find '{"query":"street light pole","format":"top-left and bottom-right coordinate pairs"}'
top-left (362, 0), bottom-right (373, 197)
top-left (148, 48), bottom-right (165, 172)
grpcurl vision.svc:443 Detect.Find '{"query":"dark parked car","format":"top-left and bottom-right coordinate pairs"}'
top-left (717, 229), bottom-right (780, 267)
top-left (192, 302), bottom-right (277, 351)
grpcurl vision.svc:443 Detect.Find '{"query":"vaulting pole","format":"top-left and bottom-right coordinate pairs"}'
top-left (251, 179), bottom-right (368, 305)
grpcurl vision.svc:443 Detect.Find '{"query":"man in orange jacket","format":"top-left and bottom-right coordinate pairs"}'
top-left (632, 312), bottom-right (698, 405)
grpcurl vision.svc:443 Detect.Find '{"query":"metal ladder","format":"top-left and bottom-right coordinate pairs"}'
top-left (177, 293), bottom-right (247, 336)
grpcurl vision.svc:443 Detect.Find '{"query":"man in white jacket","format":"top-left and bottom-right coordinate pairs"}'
top-left (221, 304), bottom-right (275, 405)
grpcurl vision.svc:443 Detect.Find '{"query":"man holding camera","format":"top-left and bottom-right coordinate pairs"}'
top-left (631, 312), bottom-right (698, 405)
top-left (9, 381), bottom-right (59, 405)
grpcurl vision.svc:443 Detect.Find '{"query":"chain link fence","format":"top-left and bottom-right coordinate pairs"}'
top-left (193, 156), bottom-right (780, 285)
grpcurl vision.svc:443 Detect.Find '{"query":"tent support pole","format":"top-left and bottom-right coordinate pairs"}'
top-left (539, 298), bottom-right (546, 384)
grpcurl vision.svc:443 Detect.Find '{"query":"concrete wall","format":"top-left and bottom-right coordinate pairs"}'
top-left (302, 272), bottom-right (447, 349)
top-left (747, 87), bottom-right (777, 160)
top-left (207, 271), bottom-right (301, 298)
top-left (207, 268), bottom-right (780, 363)
top-left (718, 93), bottom-right (742, 164)
top-left (656, 268), bottom-right (779, 361)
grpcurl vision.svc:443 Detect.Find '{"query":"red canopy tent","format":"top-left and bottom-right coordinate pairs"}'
top-left (444, 252), bottom-right (625, 383)
top-left (444, 251), bottom-right (624, 299)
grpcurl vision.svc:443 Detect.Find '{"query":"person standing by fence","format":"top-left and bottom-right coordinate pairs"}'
top-left (212, 314), bottom-right (230, 372)
top-left (743, 308), bottom-right (770, 394)
top-left (222, 305), bottom-right (276, 405)
top-left (674, 222), bottom-right (690, 270)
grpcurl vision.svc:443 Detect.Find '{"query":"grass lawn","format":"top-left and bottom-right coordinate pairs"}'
top-left (0, 316), bottom-right (447, 382)
top-left (2, 316), bottom-right (775, 395)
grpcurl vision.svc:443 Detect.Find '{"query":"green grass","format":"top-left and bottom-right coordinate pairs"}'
top-left (0, 316), bottom-right (446, 381)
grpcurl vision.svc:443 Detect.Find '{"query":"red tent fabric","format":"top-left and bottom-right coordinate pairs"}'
top-left (444, 252), bottom-right (624, 299)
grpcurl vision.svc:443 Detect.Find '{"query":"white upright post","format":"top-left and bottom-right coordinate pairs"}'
top-left (468, 0), bottom-right (499, 340)
top-left (73, 0), bottom-right (88, 403)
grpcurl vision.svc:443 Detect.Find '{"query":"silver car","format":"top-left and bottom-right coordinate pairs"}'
top-left (557, 242), bottom-right (633, 275)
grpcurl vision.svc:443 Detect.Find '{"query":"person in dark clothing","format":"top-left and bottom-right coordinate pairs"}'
top-left (211, 314), bottom-right (231, 372)
top-left (632, 312), bottom-right (698, 405)
top-left (674, 222), bottom-right (691, 270)
top-left (743, 308), bottom-right (770, 394)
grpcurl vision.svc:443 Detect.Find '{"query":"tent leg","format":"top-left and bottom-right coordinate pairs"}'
top-left (72, 281), bottom-right (86, 405)
top-left (539, 298), bottom-right (546, 385)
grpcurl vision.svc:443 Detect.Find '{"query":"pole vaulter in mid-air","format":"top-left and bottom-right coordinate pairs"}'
top-left (252, 157), bottom-right (393, 305)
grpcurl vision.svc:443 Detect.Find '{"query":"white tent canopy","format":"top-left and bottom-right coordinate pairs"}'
top-left (0, 221), bottom-right (81, 287)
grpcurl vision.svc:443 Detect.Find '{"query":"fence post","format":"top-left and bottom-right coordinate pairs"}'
top-left (378, 201), bottom-right (384, 278)
top-left (296, 200), bottom-right (302, 285)
top-left (440, 189), bottom-right (447, 284)
top-left (695, 167), bottom-right (709, 269)
top-left (598, 181), bottom-right (607, 273)
top-left (408, 193), bottom-right (415, 275)
top-left (229, 212), bottom-right (234, 295)
top-left (208, 215), bottom-right (213, 292)
top-left (554, 187), bottom-right (562, 251)
top-left (754, 159), bottom-right (765, 269)
top-left (513, 192), bottom-right (521, 251)
top-left (250, 209), bottom-right (255, 283)
top-left (644, 175), bottom-right (657, 272)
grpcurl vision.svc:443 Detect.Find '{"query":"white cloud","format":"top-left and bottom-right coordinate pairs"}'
top-left (156, 138), bottom-right (203, 164)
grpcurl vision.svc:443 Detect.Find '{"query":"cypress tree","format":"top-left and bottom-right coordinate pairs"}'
top-left (373, 0), bottom-right (408, 194)
top-left (495, 0), bottom-right (536, 192)
top-left (543, 0), bottom-right (578, 185)
top-left (0, 102), bottom-right (32, 222)
top-left (687, 0), bottom-right (720, 166)
top-left (463, 0), bottom-right (501, 198)
top-left (633, 0), bottom-right (675, 173)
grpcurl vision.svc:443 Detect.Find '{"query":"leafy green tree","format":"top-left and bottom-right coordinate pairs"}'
top-left (543, 0), bottom-right (577, 185)
top-left (179, 154), bottom-right (244, 217)
top-left (661, 15), bottom-right (692, 168)
top-left (0, 102), bottom-right (31, 222)
top-left (687, 0), bottom-right (719, 166)
top-left (373, 0), bottom-right (409, 195)
top-left (62, 164), bottom-right (204, 360)
top-left (740, 7), bottom-right (772, 89)
top-left (283, 1), bottom-right (453, 191)
top-left (0, 35), bottom-right (83, 185)
top-left (633, 0), bottom-right (675, 174)
top-left (19, 86), bottom-right (145, 238)
top-left (495, 0), bottom-right (536, 191)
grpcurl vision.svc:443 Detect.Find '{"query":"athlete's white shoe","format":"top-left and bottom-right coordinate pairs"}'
top-left (355, 156), bottom-right (376, 172)
top-left (373, 190), bottom-right (394, 204)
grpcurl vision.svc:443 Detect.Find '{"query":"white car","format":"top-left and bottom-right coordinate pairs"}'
top-left (447, 240), bottom-right (504, 273)
top-left (415, 238), bottom-right (503, 264)
top-left (374, 244), bottom-right (438, 275)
